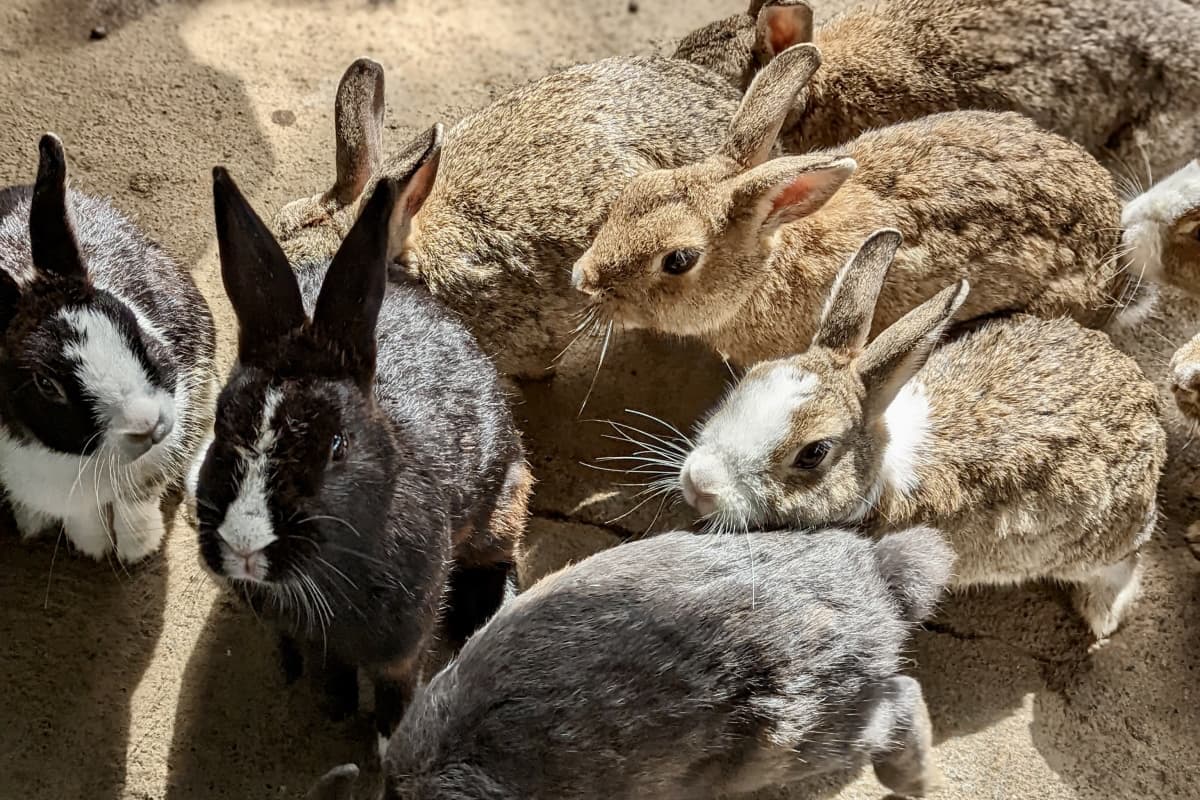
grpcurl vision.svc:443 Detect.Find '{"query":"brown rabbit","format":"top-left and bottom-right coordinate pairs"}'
top-left (675, 230), bottom-right (1166, 640)
top-left (275, 57), bottom-right (741, 378)
top-left (574, 44), bottom-right (1128, 366)
top-left (674, 0), bottom-right (1200, 177)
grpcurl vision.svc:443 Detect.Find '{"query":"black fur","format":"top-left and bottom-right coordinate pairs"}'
top-left (197, 154), bottom-right (526, 737)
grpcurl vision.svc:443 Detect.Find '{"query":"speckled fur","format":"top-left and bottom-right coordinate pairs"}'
top-left (675, 0), bottom-right (1200, 177)
top-left (684, 233), bottom-right (1165, 639)
top-left (362, 526), bottom-right (953, 800)
top-left (576, 46), bottom-right (1126, 366)
top-left (276, 57), bottom-right (741, 378)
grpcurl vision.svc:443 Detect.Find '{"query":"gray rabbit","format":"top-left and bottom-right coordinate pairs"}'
top-left (308, 525), bottom-right (953, 799)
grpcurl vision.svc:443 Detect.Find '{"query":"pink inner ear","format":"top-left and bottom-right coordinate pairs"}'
top-left (770, 175), bottom-right (813, 216)
top-left (767, 10), bottom-right (803, 53)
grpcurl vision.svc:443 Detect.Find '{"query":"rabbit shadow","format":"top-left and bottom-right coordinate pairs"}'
top-left (0, 500), bottom-right (172, 800)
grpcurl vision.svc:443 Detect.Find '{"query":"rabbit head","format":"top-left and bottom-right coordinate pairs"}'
top-left (677, 230), bottom-right (967, 530)
top-left (1170, 329), bottom-right (1200, 423)
top-left (196, 152), bottom-right (432, 590)
top-left (0, 135), bottom-right (180, 467)
top-left (274, 58), bottom-right (442, 274)
top-left (1121, 158), bottom-right (1200, 295)
top-left (572, 44), bottom-right (854, 339)
top-left (673, 0), bottom-right (814, 91)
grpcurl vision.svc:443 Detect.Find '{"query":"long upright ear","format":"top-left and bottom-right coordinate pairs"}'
top-left (29, 134), bottom-right (86, 281)
top-left (328, 58), bottom-right (386, 206)
top-left (305, 764), bottom-right (360, 800)
top-left (755, 1), bottom-right (814, 59)
top-left (813, 229), bottom-right (903, 353)
top-left (859, 280), bottom-right (970, 419)
top-left (212, 167), bottom-right (307, 364)
top-left (728, 153), bottom-right (856, 231)
top-left (721, 43), bottom-right (821, 169)
top-left (311, 175), bottom-right (396, 386)
top-left (385, 124), bottom-right (443, 262)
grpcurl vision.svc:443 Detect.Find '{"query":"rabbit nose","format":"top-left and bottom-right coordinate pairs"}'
top-left (571, 256), bottom-right (595, 294)
top-left (120, 406), bottom-right (174, 456)
top-left (680, 456), bottom-right (726, 516)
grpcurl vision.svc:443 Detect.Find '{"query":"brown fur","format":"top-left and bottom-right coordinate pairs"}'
top-left (576, 46), bottom-right (1125, 366)
top-left (685, 233), bottom-right (1167, 639)
top-left (275, 57), bottom-right (741, 377)
top-left (676, 0), bottom-right (1200, 178)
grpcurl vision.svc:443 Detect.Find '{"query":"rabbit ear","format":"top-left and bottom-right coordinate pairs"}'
top-left (728, 154), bottom-right (855, 232)
top-left (305, 764), bottom-right (360, 800)
top-left (29, 134), bottom-right (86, 281)
top-left (814, 229), bottom-right (903, 353)
top-left (0, 268), bottom-right (21, 332)
top-left (755, 1), bottom-right (814, 57)
top-left (385, 124), bottom-right (442, 262)
top-left (859, 280), bottom-right (970, 420)
top-left (330, 58), bottom-right (386, 206)
top-left (311, 174), bottom-right (396, 386)
top-left (722, 43), bottom-right (821, 169)
top-left (212, 167), bottom-right (307, 364)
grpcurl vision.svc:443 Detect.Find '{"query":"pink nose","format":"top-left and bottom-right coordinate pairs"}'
top-left (680, 467), bottom-right (718, 516)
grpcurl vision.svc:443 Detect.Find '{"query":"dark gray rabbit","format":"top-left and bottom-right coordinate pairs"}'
top-left (195, 142), bottom-right (531, 747)
top-left (0, 134), bottom-right (216, 563)
top-left (311, 525), bottom-right (953, 800)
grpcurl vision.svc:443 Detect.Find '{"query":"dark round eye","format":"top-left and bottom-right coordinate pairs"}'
top-left (661, 248), bottom-right (701, 275)
top-left (792, 440), bottom-right (832, 470)
top-left (34, 374), bottom-right (68, 404)
top-left (330, 432), bottom-right (348, 463)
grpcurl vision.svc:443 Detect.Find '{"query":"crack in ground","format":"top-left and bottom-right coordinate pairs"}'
top-left (530, 508), bottom-right (645, 541)
top-left (923, 621), bottom-right (1082, 667)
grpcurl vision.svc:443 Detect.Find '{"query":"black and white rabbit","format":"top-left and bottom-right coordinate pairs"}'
top-left (0, 134), bottom-right (216, 563)
top-left (195, 141), bottom-right (531, 748)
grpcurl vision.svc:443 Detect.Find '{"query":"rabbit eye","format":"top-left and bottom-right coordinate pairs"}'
top-left (330, 432), bottom-right (348, 463)
top-left (34, 373), bottom-right (68, 404)
top-left (661, 248), bottom-right (701, 275)
top-left (792, 439), bottom-right (832, 470)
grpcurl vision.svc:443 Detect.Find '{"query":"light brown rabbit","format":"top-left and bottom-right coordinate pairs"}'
top-left (276, 57), bottom-right (741, 378)
top-left (670, 230), bottom-right (1166, 640)
top-left (573, 44), bottom-right (1128, 366)
top-left (674, 0), bottom-right (1200, 177)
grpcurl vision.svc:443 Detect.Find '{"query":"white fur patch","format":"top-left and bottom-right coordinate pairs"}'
top-left (686, 364), bottom-right (819, 507)
top-left (878, 380), bottom-right (930, 497)
top-left (1121, 159), bottom-right (1200, 282)
top-left (217, 389), bottom-right (282, 567)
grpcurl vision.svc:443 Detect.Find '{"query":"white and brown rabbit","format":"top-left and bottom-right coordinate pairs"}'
top-left (675, 0), bottom-right (1200, 177)
top-left (310, 525), bottom-right (954, 800)
top-left (573, 44), bottom-right (1129, 367)
top-left (0, 134), bottom-right (216, 563)
top-left (274, 56), bottom-right (742, 378)
top-left (195, 145), bottom-right (531, 748)
top-left (670, 230), bottom-right (1165, 640)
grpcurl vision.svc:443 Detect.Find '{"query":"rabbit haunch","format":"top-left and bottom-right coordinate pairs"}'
top-left (675, 0), bottom-right (1200, 177)
top-left (574, 45), bottom-right (1129, 367)
top-left (197, 149), bottom-right (529, 744)
top-left (0, 134), bottom-right (215, 563)
top-left (676, 231), bottom-right (1165, 639)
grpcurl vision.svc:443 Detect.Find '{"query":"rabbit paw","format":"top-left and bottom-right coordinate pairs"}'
top-left (63, 506), bottom-right (115, 560)
top-left (112, 498), bottom-right (167, 564)
top-left (1073, 555), bottom-right (1142, 640)
top-left (12, 503), bottom-right (55, 540)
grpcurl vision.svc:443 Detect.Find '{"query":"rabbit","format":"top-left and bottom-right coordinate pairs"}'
top-left (314, 524), bottom-right (954, 800)
top-left (673, 0), bottom-right (1200, 178)
top-left (572, 44), bottom-right (1130, 367)
top-left (0, 134), bottom-right (216, 564)
top-left (195, 144), bottom-right (532, 748)
top-left (666, 229), bottom-right (1166, 640)
top-left (274, 56), bottom-right (742, 378)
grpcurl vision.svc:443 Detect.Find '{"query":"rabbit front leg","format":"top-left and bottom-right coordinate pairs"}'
top-left (11, 500), bottom-right (55, 540)
top-left (62, 502), bottom-right (115, 560)
top-left (373, 654), bottom-right (421, 760)
top-left (866, 676), bottom-right (942, 798)
top-left (112, 494), bottom-right (168, 564)
top-left (1070, 552), bottom-right (1144, 640)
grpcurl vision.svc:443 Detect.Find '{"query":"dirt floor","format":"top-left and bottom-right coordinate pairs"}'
top-left (0, 1), bottom-right (1198, 798)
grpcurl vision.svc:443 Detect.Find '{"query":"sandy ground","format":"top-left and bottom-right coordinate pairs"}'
top-left (0, 1), bottom-right (1198, 798)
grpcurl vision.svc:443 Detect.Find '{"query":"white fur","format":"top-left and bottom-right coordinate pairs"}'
top-left (216, 389), bottom-right (282, 580)
top-left (878, 381), bottom-right (930, 498)
top-left (1121, 159), bottom-right (1200, 282)
top-left (684, 365), bottom-right (818, 514)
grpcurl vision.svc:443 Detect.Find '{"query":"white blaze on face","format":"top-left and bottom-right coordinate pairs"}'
top-left (63, 307), bottom-right (176, 458)
top-left (1121, 159), bottom-right (1200, 281)
top-left (218, 389), bottom-right (282, 580)
top-left (683, 364), bottom-right (819, 514)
